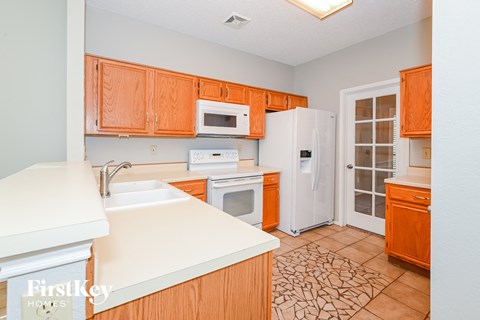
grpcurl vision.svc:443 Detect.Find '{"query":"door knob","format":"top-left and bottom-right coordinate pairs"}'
top-left (346, 164), bottom-right (353, 169)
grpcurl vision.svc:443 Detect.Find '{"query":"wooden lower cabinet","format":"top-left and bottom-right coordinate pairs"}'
top-left (262, 173), bottom-right (280, 231)
top-left (385, 184), bottom-right (431, 270)
top-left (169, 179), bottom-right (206, 202)
top-left (92, 252), bottom-right (272, 320)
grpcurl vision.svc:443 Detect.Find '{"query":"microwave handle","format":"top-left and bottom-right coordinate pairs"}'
top-left (211, 177), bottom-right (263, 189)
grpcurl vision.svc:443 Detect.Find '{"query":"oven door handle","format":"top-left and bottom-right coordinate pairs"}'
top-left (211, 177), bottom-right (263, 189)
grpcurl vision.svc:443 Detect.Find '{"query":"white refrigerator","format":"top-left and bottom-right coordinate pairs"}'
top-left (259, 108), bottom-right (336, 236)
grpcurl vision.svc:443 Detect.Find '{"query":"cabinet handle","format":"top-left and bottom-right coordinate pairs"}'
top-left (220, 87), bottom-right (223, 97)
top-left (413, 195), bottom-right (430, 200)
top-left (226, 87), bottom-right (229, 98)
top-left (155, 113), bottom-right (158, 127)
top-left (146, 112), bottom-right (149, 126)
top-left (184, 189), bottom-right (193, 193)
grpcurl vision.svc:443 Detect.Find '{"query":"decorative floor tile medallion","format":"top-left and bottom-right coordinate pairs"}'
top-left (272, 243), bottom-right (391, 320)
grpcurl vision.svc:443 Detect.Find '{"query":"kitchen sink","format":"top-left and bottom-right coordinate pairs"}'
top-left (104, 181), bottom-right (189, 211)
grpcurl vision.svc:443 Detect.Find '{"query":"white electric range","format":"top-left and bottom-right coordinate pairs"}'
top-left (189, 149), bottom-right (264, 229)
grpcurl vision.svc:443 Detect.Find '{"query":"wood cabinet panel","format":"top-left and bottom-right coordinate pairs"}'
top-left (400, 65), bottom-right (432, 137)
top-left (225, 83), bottom-right (247, 104)
top-left (266, 92), bottom-right (288, 111)
top-left (262, 173), bottom-right (280, 231)
top-left (169, 179), bottom-right (206, 202)
top-left (247, 88), bottom-right (266, 138)
top-left (93, 252), bottom-right (272, 320)
top-left (153, 71), bottom-right (196, 136)
top-left (288, 95), bottom-right (308, 109)
top-left (385, 184), bottom-right (431, 270)
top-left (198, 78), bottom-right (223, 102)
top-left (89, 58), bottom-right (151, 134)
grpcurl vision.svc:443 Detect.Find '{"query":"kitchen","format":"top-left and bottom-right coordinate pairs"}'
top-left (1, 1), bottom-right (479, 320)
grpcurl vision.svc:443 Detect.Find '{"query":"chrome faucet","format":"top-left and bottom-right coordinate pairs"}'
top-left (99, 160), bottom-right (132, 198)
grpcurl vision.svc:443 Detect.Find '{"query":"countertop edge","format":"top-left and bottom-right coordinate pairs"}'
top-left (384, 177), bottom-right (431, 189)
top-left (94, 238), bottom-right (279, 314)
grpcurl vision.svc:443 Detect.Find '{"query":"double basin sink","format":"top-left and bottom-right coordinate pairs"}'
top-left (103, 180), bottom-right (189, 211)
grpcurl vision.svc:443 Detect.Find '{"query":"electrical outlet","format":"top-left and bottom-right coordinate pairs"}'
top-left (150, 145), bottom-right (158, 155)
top-left (422, 147), bottom-right (431, 159)
top-left (22, 282), bottom-right (72, 320)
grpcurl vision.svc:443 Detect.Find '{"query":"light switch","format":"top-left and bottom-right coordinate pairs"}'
top-left (422, 147), bottom-right (431, 159)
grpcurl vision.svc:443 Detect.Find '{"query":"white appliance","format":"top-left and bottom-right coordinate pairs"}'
top-left (189, 149), bottom-right (263, 228)
top-left (259, 108), bottom-right (336, 236)
top-left (196, 100), bottom-right (250, 137)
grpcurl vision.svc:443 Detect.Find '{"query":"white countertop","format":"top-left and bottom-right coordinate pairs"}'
top-left (0, 162), bottom-right (109, 259)
top-left (93, 190), bottom-right (279, 313)
top-left (385, 167), bottom-right (431, 189)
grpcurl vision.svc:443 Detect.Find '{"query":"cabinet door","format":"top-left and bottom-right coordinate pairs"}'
top-left (288, 95), bottom-right (308, 109)
top-left (95, 59), bottom-right (151, 134)
top-left (387, 200), bottom-right (431, 269)
top-left (266, 92), bottom-right (288, 111)
top-left (400, 65), bottom-right (432, 137)
top-left (247, 88), bottom-right (266, 138)
top-left (262, 183), bottom-right (279, 231)
top-left (198, 78), bottom-right (223, 102)
top-left (153, 71), bottom-right (196, 136)
top-left (225, 83), bottom-right (247, 104)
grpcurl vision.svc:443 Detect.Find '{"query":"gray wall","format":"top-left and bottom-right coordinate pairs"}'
top-left (0, 0), bottom-right (67, 178)
top-left (431, 2), bottom-right (480, 318)
top-left (293, 18), bottom-right (432, 221)
top-left (85, 6), bottom-right (295, 165)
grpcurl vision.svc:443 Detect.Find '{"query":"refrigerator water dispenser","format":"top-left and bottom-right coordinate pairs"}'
top-left (299, 150), bottom-right (312, 173)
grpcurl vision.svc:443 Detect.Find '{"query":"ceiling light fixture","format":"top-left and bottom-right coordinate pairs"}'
top-left (286, 0), bottom-right (353, 20)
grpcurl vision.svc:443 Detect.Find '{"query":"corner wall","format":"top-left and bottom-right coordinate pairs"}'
top-left (293, 18), bottom-right (432, 221)
top-left (0, 0), bottom-right (67, 178)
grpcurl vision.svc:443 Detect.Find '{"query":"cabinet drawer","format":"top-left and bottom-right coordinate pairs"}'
top-left (170, 179), bottom-right (206, 196)
top-left (387, 184), bottom-right (431, 206)
top-left (263, 173), bottom-right (280, 186)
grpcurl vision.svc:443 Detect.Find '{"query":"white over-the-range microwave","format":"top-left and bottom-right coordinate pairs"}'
top-left (196, 99), bottom-right (250, 137)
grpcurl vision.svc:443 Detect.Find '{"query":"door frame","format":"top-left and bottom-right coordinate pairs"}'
top-left (337, 78), bottom-right (409, 227)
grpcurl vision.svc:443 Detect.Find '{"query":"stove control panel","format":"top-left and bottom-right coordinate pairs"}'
top-left (189, 149), bottom-right (239, 165)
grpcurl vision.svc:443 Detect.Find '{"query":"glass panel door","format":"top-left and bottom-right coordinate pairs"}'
top-left (346, 83), bottom-right (401, 235)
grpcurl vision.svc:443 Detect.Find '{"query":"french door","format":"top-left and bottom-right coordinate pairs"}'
top-left (345, 84), bottom-right (405, 235)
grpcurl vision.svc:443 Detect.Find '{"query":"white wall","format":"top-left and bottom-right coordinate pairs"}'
top-left (409, 138), bottom-right (431, 167)
top-left (85, 6), bottom-right (294, 164)
top-left (431, 2), bottom-right (480, 319)
top-left (0, 0), bottom-right (67, 178)
top-left (294, 18), bottom-right (432, 221)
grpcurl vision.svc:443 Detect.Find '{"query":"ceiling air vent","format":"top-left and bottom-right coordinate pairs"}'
top-left (223, 12), bottom-right (251, 29)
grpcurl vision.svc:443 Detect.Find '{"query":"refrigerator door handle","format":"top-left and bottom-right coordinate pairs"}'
top-left (312, 128), bottom-right (320, 191)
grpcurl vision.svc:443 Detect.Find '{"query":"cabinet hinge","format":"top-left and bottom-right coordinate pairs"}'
top-left (95, 63), bottom-right (98, 71)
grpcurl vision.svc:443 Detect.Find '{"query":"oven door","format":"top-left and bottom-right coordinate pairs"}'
top-left (208, 176), bottom-right (263, 228)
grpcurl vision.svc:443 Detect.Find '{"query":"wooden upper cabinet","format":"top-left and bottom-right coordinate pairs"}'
top-left (288, 95), bottom-right (308, 109)
top-left (198, 78), bottom-right (247, 104)
top-left (266, 91), bottom-right (288, 111)
top-left (400, 65), bottom-right (432, 138)
top-left (224, 82), bottom-right (247, 104)
top-left (85, 56), bottom-right (151, 134)
top-left (152, 70), bottom-right (196, 136)
top-left (247, 88), bottom-right (266, 138)
top-left (198, 78), bottom-right (223, 102)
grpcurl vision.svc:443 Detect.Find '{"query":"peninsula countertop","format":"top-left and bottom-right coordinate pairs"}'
top-left (0, 161), bottom-right (109, 259)
top-left (93, 165), bottom-right (280, 314)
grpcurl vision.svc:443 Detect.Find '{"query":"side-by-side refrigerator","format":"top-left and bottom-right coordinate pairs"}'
top-left (259, 108), bottom-right (336, 236)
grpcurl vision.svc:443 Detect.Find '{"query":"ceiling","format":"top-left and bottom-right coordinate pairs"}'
top-left (86, 0), bottom-right (432, 66)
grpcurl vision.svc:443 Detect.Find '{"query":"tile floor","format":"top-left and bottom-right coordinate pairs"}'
top-left (270, 225), bottom-right (430, 320)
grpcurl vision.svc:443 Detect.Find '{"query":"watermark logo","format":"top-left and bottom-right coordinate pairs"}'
top-left (27, 279), bottom-right (112, 306)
